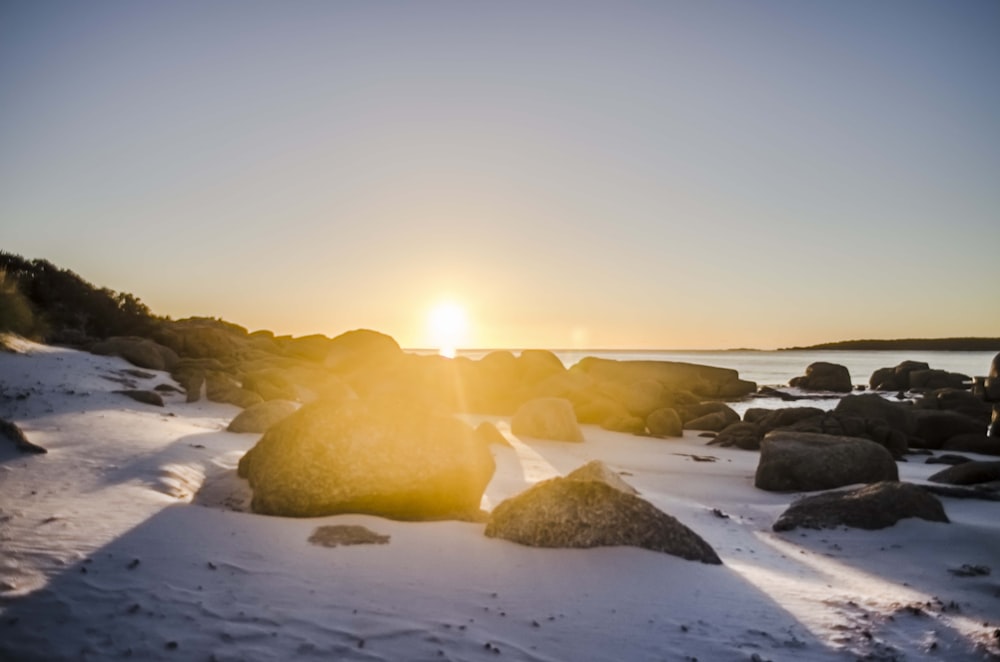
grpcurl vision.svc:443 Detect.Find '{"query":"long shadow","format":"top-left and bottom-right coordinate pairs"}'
top-left (0, 503), bottom-right (849, 661)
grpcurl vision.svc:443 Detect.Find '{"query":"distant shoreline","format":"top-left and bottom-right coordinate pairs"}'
top-left (778, 338), bottom-right (1000, 352)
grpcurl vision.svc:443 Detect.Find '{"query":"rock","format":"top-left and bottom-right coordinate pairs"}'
top-left (484, 466), bottom-right (721, 564)
top-left (518, 350), bottom-right (566, 385)
top-left (571, 357), bottom-right (755, 399)
top-left (914, 388), bottom-right (992, 423)
top-left (778, 412), bottom-right (908, 458)
top-left (754, 431), bottom-right (899, 492)
top-left (834, 394), bottom-right (915, 435)
top-left (614, 379), bottom-right (669, 418)
top-left (600, 413), bottom-right (646, 435)
top-left (154, 318), bottom-right (246, 360)
top-left (869, 366), bottom-right (901, 391)
top-left (708, 422), bottom-right (763, 450)
top-left (0, 417), bottom-right (46, 454)
top-left (646, 408), bottom-right (683, 437)
top-left (985, 352), bottom-right (1000, 402)
top-left (323, 328), bottom-right (403, 375)
top-left (992, 405), bottom-right (1000, 439)
top-left (205, 372), bottom-right (264, 409)
top-left (911, 410), bottom-right (985, 449)
top-left (308, 525), bottom-right (390, 548)
top-left (565, 460), bottom-right (640, 495)
top-left (684, 411), bottom-right (731, 432)
top-left (115, 390), bottom-right (164, 407)
top-left (910, 369), bottom-right (970, 391)
top-left (941, 433), bottom-right (1000, 456)
top-left (240, 369), bottom-right (298, 402)
top-left (927, 461), bottom-right (1000, 486)
top-left (239, 398), bottom-right (495, 519)
top-left (511, 397), bottom-right (584, 442)
top-left (772, 482), bottom-right (948, 531)
top-left (90, 336), bottom-right (179, 371)
top-left (573, 395), bottom-right (629, 426)
top-left (227, 400), bottom-right (299, 433)
top-left (895, 360), bottom-right (930, 389)
top-left (753, 407), bottom-right (826, 433)
top-left (678, 402), bottom-right (739, 426)
top-left (475, 421), bottom-right (510, 447)
top-left (789, 362), bottom-right (852, 392)
top-left (926, 454), bottom-right (973, 466)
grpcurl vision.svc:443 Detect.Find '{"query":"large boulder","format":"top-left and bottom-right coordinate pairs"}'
top-left (646, 407), bottom-right (683, 437)
top-left (915, 389), bottom-right (992, 423)
top-left (90, 336), bottom-right (179, 371)
top-left (789, 362), bottom-right (852, 392)
top-left (240, 369), bottom-right (298, 402)
top-left (941, 434), bottom-right (1000, 456)
top-left (773, 482), bottom-right (948, 531)
top-left (154, 318), bottom-right (247, 360)
top-left (571, 357), bottom-right (755, 399)
top-left (227, 400), bottom-right (299, 433)
top-left (748, 406), bottom-right (826, 433)
top-left (484, 463), bottom-right (720, 564)
top-left (755, 431), bottom-right (898, 492)
top-left (511, 397), bottom-right (584, 442)
top-left (205, 371), bottom-right (264, 409)
top-left (909, 369), bottom-right (970, 391)
top-left (834, 394), bottom-right (915, 435)
top-left (778, 412), bottom-right (908, 458)
top-left (910, 410), bottom-right (985, 449)
top-left (238, 398), bottom-right (495, 519)
top-left (708, 422), bottom-right (763, 450)
top-left (927, 461), bottom-right (1000, 486)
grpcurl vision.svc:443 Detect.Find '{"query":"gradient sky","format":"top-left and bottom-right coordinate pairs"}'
top-left (2, 1), bottom-right (998, 349)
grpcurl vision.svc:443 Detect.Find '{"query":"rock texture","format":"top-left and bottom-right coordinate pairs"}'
top-left (511, 397), bottom-right (584, 442)
top-left (0, 417), bottom-right (46, 454)
top-left (927, 461), bottom-right (1000, 486)
top-left (238, 398), bottom-right (495, 520)
top-left (789, 362), bottom-right (852, 392)
top-left (646, 407), bottom-right (683, 437)
top-left (115, 389), bottom-right (164, 407)
top-left (754, 431), bottom-right (899, 492)
top-left (484, 464), bottom-right (720, 564)
top-left (773, 482), bottom-right (949, 531)
top-left (90, 336), bottom-right (179, 371)
top-left (227, 400), bottom-right (299, 433)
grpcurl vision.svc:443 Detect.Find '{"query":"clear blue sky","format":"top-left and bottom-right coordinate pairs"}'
top-left (2, 1), bottom-right (998, 349)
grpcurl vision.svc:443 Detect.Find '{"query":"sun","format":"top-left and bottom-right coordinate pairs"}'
top-left (426, 301), bottom-right (469, 358)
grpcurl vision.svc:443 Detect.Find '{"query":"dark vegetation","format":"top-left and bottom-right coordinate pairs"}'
top-left (0, 251), bottom-right (160, 341)
top-left (782, 338), bottom-right (1000, 352)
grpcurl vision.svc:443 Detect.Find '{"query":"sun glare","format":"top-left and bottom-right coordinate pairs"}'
top-left (427, 301), bottom-right (469, 358)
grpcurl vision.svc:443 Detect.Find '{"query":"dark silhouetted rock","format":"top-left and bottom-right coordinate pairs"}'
top-left (752, 407), bottom-right (827, 433)
top-left (942, 433), bottom-right (1000, 456)
top-left (684, 411), bottom-right (731, 432)
top-left (1, 417), bottom-right (46, 454)
top-left (115, 390), bottom-right (164, 407)
top-left (646, 407), bottom-right (683, 437)
top-left (308, 525), bottom-right (389, 548)
top-left (239, 398), bottom-right (495, 520)
top-left (779, 412), bottom-right (908, 458)
top-left (678, 402), bottom-right (739, 426)
top-left (90, 336), bottom-right (179, 371)
top-left (511, 397), bottom-right (584, 442)
top-left (869, 366), bottom-right (901, 391)
top-left (834, 394), bottom-right (915, 435)
top-left (709, 422), bottom-right (763, 450)
top-left (927, 461), bottom-right (1000, 486)
top-left (910, 369), bottom-right (970, 391)
top-left (895, 360), bottom-right (930, 389)
top-left (484, 466), bottom-right (720, 564)
top-left (915, 388), bottom-right (992, 423)
top-left (926, 454), bottom-right (973, 466)
top-left (773, 482), bottom-right (948, 531)
top-left (789, 362), bottom-right (852, 392)
top-left (227, 400), bottom-right (299, 433)
top-left (911, 410), bottom-right (985, 449)
top-left (755, 431), bottom-right (898, 492)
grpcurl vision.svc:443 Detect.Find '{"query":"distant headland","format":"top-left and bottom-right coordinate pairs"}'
top-left (780, 338), bottom-right (1000, 352)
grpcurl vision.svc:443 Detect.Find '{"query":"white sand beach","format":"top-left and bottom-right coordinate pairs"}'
top-left (2, 339), bottom-right (999, 661)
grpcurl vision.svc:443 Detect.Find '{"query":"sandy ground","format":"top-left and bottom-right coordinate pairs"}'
top-left (1, 338), bottom-right (999, 661)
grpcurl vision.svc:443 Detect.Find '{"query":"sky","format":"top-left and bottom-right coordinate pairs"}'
top-left (1, 1), bottom-right (998, 350)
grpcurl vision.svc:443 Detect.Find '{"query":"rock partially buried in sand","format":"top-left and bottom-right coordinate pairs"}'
top-left (308, 525), bottom-right (390, 548)
top-left (773, 482), bottom-right (949, 531)
top-left (115, 389), bottom-right (164, 407)
top-left (927, 461), bottom-right (1000, 486)
top-left (511, 397), bottom-right (584, 442)
top-left (754, 431), bottom-right (898, 492)
top-left (227, 400), bottom-right (299, 433)
top-left (1, 417), bottom-right (46, 454)
top-left (485, 462), bottom-right (721, 564)
top-left (238, 398), bottom-right (495, 520)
